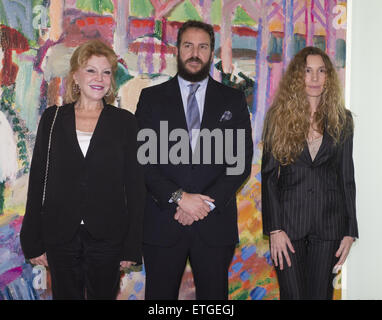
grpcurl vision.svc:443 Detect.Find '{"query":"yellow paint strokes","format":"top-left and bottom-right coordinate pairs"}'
top-left (4, 175), bottom-right (28, 213)
top-left (238, 199), bottom-right (254, 224)
top-left (119, 76), bottom-right (152, 114)
top-left (49, 0), bottom-right (63, 41)
top-left (295, 21), bottom-right (306, 35)
top-left (269, 20), bottom-right (283, 33)
top-left (0, 207), bottom-right (20, 225)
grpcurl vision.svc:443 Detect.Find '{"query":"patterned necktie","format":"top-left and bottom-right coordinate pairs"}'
top-left (186, 83), bottom-right (200, 144)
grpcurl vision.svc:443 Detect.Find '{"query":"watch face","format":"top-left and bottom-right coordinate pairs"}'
top-left (172, 189), bottom-right (183, 203)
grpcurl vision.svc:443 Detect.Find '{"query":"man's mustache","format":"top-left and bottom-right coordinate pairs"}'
top-left (186, 57), bottom-right (203, 64)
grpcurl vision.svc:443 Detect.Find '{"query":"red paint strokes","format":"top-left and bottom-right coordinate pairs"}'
top-left (131, 19), bottom-right (155, 29)
top-left (232, 26), bottom-right (258, 37)
top-left (128, 42), bottom-right (176, 55)
top-left (0, 25), bottom-right (29, 86)
top-left (76, 16), bottom-right (114, 29)
top-left (104, 17), bottom-right (113, 25)
top-left (213, 25), bottom-right (221, 32)
top-left (76, 19), bottom-right (86, 27)
top-left (10, 216), bottom-right (23, 233)
top-left (64, 15), bottom-right (115, 47)
top-left (97, 17), bottom-right (106, 25)
top-left (86, 17), bottom-right (96, 25)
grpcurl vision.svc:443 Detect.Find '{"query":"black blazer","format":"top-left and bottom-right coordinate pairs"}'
top-left (261, 127), bottom-right (358, 241)
top-left (20, 102), bottom-right (146, 263)
top-left (135, 75), bottom-right (253, 247)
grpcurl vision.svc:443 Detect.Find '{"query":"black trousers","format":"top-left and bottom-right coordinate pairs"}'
top-left (274, 234), bottom-right (341, 300)
top-left (46, 225), bottom-right (122, 300)
top-left (143, 226), bottom-right (235, 300)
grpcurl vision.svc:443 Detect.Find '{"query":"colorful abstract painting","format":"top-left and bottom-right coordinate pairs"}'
top-left (0, 0), bottom-right (347, 300)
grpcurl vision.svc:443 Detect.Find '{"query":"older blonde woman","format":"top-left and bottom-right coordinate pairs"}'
top-left (20, 39), bottom-right (145, 300)
top-left (261, 46), bottom-right (357, 300)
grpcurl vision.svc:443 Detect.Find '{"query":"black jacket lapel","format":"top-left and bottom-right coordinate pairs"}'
top-left (164, 76), bottom-right (188, 132)
top-left (311, 130), bottom-right (333, 166)
top-left (299, 129), bottom-right (332, 166)
top-left (61, 103), bottom-right (84, 161)
top-left (200, 76), bottom-right (224, 130)
top-left (84, 101), bottom-right (111, 160)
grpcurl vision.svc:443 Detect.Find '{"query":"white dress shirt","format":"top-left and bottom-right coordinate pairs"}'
top-left (76, 129), bottom-right (93, 224)
top-left (177, 75), bottom-right (209, 152)
top-left (172, 75), bottom-right (215, 210)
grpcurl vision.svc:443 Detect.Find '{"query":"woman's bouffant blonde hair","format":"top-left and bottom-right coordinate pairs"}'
top-left (262, 46), bottom-right (353, 165)
top-left (64, 39), bottom-right (118, 104)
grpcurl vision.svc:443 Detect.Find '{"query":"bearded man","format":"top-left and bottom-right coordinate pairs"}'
top-left (135, 20), bottom-right (253, 300)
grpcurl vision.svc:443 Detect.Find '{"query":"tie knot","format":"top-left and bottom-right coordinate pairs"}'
top-left (189, 83), bottom-right (200, 95)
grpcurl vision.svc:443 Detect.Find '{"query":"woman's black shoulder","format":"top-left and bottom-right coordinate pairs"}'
top-left (107, 105), bottom-right (137, 126)
top-left (39, 105), bottom-right (61, 125)
top-left (344, 109), bottom-right (354, 133)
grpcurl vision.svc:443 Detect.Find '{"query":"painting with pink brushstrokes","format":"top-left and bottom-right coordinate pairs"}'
top-left (0, 0), bottom-right (347, 300)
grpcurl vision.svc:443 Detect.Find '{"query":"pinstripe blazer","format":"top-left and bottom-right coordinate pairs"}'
top-left (261, 126), bottom-right (358, 241)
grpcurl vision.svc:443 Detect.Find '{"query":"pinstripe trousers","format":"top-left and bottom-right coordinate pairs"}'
top-left (275, 234), bottom-right (341, 300)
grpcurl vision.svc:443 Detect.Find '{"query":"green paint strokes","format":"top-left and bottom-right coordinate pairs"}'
top-left (256, 278), bottom-right (273, 286)
top-left (0, 0), bottom-right (10, 27)
top-left (14, 59), bottom-right (41, 132)
top-left (115, 63), bottom-right (133, 90)
top-left (229, 281), bottom-right (241, 294)
top-left (76, 0), bottom-right (113, 14)
top-left (336, 38), bottom-right (346, 68)
top-left (154, 20), bottom-right (162, 39)
top-left (211, 0), bottom-right (222, 25)
top-left (0, 181), bottom-right (5, 215)
top-left (168, 0), bottom-right (202, 22)
top-left (0, 85), bottom-right (29, 173)
top-left (233, 6), bottom-right (256, 27)
top-left (233, 290), bottom-right (249, 300)
top-left (131, 0), bottom-right (154, 17)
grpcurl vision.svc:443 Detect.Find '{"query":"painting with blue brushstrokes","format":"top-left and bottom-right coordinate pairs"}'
top-left (0, 0), bottom-right (347, 300)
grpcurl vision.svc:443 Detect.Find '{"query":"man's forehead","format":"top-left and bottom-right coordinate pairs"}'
top-left (180, 28), bottom-right (211, 42)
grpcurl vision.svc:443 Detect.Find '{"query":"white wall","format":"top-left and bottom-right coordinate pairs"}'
top-left (345, 0), bottom-right (382, 299)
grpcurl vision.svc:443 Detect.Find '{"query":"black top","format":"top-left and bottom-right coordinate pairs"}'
top-left (20, 102), bottom-right (146, 263)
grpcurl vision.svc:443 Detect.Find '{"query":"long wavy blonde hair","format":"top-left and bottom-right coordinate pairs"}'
top-left (262, 46), bottom-right (353, 165)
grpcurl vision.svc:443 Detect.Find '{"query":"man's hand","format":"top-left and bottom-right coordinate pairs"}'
top-left (174, 207), bottom-right (195, 226)
top-left (177, 192), bottom-right (214, 221)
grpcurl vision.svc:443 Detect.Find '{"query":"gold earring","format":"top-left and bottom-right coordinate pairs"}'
top-left (73, 83), bottom-right (80, 94)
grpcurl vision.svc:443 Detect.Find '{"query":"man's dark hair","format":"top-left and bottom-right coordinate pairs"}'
top-left (176, 20), bottom-right (215, 50)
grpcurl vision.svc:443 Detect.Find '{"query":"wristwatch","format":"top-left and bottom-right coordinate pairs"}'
top-left (170, 188), bottom-right (184, 204)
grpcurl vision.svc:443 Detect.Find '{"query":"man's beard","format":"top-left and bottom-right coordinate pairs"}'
top-left (177, 55), bottom-right (213, 82)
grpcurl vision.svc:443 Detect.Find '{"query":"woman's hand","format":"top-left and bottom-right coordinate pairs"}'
top-left (120, 261), bottom-right (136, 271)
top-left (29, 253), bottom-right (48, 267)
top-left (334, 236), bottom-right (355, 272)
top-left (270, 230), bottom-right (295, 270)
